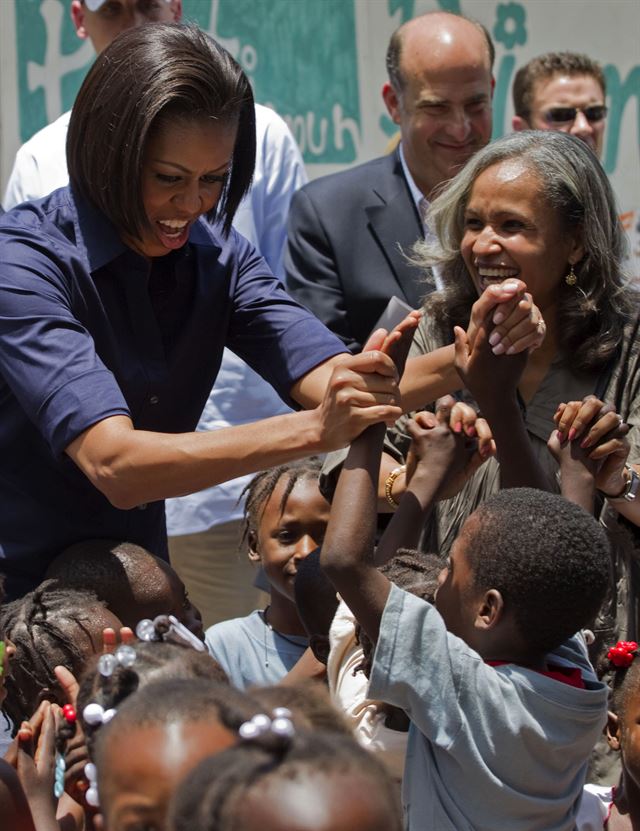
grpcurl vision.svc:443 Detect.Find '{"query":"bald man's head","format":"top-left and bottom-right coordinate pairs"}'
top-left (382, 13), bottom-right (494, 199)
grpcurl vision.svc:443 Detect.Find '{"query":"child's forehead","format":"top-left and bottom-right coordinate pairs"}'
top-left (266, 473), bottom-right (325, 513)
top-left (242, 770), bottom-right (393, 831)
top-left (101, 716), bottom-right (235, 771)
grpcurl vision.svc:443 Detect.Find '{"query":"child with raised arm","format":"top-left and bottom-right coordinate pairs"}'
top-left (321, 409), bottom-right (610, 830)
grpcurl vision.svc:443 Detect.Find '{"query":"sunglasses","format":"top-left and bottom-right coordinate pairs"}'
top-left (543, 105), bottom-right (608, 125)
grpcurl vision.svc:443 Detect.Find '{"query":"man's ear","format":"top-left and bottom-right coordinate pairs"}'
top-left (606, 710), bottom-right (622, 751)
top-left (70, 0), bottom-right (88, 39)
top-left (247, 530), bottom-right (261, 563)
top-left (170, 0), bottom-right (183, 21)
top-left (382, 83), bottom-right (402, 125)
top-left (511, 115), bottom-right (530, 133)
top-left (474, 589), bottom-right (504, 630)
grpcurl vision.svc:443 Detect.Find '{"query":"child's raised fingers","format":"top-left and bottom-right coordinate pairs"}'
top-left (34, 706), bottom-right (56, 766)
top-left (120, 627), bottom-right (135, 645)
top-left (474, 417), bottom-right (495, 458)
top-left (17, 721), bottom-right (35, 757)
top-left (449, 401), bottom-right (477, 437)
top-left (411, 410), bottom-right (437, 431)
top-left (54, 664), bottom-right (80, 706)
top-left (434, 395), bottom-right (456, 426)
top-left (102, 627), bottom-right (117, 653)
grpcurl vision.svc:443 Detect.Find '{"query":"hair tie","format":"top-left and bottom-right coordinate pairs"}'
top-left (97, 644), bottom-right (137, 677)
top-left (84, 762), bottom-right (99, 808)
top-left (239, 707), bottom-right (295, 742)
top-left (135, 614), bottom-right (205, 652)
top-left (82, 702), bottom-right (117, 726)
top-left (607, 640), bottom-right (638, 668)
top-left (54, 704), bottom-right (78, 798)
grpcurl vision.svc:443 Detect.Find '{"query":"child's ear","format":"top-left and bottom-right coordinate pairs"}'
top-left (474, 589), bottom-right (503, 630)
top-left (606, 710), bottom-right (621, 751)
top-left (247, 530), bottom-right (261, 563)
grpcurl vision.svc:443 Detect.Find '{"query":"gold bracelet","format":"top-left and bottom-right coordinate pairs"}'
top-left (384, 465), bottom-right (406, 510)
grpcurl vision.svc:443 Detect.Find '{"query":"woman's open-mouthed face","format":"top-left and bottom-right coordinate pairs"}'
top-left (128, 116), bottom-right (237, 258)
top-left (460, 159), bottom-right (583, 312)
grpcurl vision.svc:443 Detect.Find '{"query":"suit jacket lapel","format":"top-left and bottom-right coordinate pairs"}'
top-left (365, 152), bottom-right (429, 309)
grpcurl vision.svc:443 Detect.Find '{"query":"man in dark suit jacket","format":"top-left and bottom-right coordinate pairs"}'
top-left (286, 12), bottom-right (495, 352)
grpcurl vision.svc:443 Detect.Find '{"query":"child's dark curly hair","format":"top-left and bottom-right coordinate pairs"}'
top-left (169, 728), bottom-right (402, 831)
top-left (0, 579), bottom-right (111, 726)
top-left (240, 458), bottom-right (324, 548)
top-left (466, 488), bottom-right (610, 655)
top-left (250, 682), bottom-right (351, 736)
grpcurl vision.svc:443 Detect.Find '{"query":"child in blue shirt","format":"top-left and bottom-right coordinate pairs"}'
top-left (321, 405), bottom-right (610, 830)
top-left (205, 458), bottom-right (329, 688)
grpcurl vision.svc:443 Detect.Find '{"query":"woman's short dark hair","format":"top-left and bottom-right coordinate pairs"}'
top-left (67, 22), bottom-right (256, 240)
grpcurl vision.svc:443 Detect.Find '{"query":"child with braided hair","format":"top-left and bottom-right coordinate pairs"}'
top-left (169, 723), bottom-right (402, 831)
top-left (576, 641), bottom-right (640, 830)
top-left (0, 578), bottom-right (60, 831)
top-left (0, 579), bottom-right (122, 729)
top-left (205, 458), bottom-right (331, 688)
top-left (86, 677), bottom-right (261, 831)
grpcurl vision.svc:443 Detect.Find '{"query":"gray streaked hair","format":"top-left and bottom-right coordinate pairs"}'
top-left (415, 130), bottom-right (633, 372)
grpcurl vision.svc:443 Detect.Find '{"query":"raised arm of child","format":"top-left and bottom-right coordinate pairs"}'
top-left (454, 314), bottom-right (550, 492)
top-left (321, 402), bottom-right (476, 644)
top-left (376, 399), bottom-right (493, 565)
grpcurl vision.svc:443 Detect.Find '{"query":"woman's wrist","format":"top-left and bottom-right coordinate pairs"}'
top-left (602, 465), bottom-right (639, 502)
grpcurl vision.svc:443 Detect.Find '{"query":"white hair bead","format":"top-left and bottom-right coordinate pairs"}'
top-left (82, 703), bottom-right (105, 725)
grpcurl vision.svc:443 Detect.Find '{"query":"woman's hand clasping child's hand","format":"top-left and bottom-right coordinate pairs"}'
top-left (405, 397), bottom-right (495, 500)
top-left (549, 395), bottom-right (630, 495)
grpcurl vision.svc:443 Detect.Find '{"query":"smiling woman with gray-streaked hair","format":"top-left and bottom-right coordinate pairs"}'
top-left (414, 130), bottom-right (632, 372)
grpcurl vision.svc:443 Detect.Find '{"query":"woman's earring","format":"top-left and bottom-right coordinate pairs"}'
top-left (565, 263), bottom-right (577, 286)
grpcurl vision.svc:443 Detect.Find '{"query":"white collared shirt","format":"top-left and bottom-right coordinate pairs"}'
top-left (398, 143), bottom-right (443, 290)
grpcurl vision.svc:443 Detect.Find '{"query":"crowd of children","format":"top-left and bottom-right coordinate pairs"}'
top-left (0, 370), bottom-right (637, 829)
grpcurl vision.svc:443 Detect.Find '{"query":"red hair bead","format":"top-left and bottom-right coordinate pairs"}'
top-left (607, 640), bottom-right (638, 668)
top-left (62, 704), bottom-right (77, 723)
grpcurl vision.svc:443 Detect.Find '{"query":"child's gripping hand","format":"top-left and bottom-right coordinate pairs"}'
top-left (378, 310), bottom-right (422, 379)
top-left (549, 396), bottom-right (630, 496)
top-left (454, 317), bottom-right (527, 411)
top-left (405, 397), bottom-right (494, 500)
top-left (5, 701), bottom-right (58, 828)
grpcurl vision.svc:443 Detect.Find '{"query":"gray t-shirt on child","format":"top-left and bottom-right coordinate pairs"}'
top-left (369, 584), bottom-right (608, 831)
top-left (205, 609), bottom-right (308, 689)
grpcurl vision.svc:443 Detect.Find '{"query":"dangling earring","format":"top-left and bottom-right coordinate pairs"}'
top-left (565, 263), bottom-right (577, 286)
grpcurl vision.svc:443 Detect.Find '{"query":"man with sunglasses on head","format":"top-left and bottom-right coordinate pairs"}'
top-left (512, 51), bottom-right (607, 158)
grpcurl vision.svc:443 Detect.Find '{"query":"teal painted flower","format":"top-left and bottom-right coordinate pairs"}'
top-left (493, 2), bottom-right (527, 50)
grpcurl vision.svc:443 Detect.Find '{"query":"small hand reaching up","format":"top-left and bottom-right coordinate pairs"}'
top-left (549, 396), bottom-right (631, 513)
top-left (405, 398), bottom-right (494, 501)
